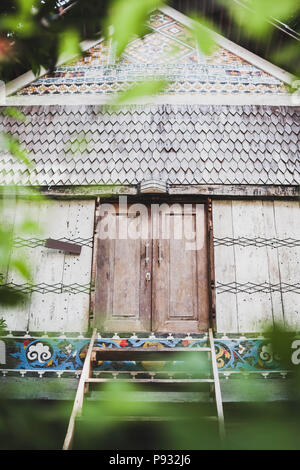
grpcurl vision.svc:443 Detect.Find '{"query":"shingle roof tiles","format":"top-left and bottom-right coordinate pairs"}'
top-left (0, 104), bottom-right (299, 186)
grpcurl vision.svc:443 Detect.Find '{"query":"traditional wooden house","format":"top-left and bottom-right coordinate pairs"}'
top-left (0, 6), bottom-right (299, 447)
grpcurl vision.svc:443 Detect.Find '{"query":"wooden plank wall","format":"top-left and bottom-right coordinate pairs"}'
top-left (213, 200), bottom-right (300, 333)
top-left (0, 199), bottom-right (95, 332)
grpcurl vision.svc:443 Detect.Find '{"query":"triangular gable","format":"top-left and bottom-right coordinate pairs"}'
top-left (16, 9), bottom-right (288, 97)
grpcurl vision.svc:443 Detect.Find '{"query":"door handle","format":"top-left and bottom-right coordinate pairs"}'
top-left (145, 242), bottom-right (149, 265)
top-left (158, 242), bottom-right (163, 264)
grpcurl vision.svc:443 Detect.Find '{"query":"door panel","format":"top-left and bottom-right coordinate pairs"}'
top-left (94, 205), bottom-right (152, 332)
top-left (152, 204), bottom-right (209, 333)
top-left (111, 238), bottom-right (141, 317)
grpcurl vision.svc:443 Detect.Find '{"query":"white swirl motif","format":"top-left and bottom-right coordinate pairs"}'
top-left (27, 342), bottom-right (52, 363)
top-left (259, 343), bottom-right (274, 364)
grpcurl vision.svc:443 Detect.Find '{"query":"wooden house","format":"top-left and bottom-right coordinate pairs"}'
top-left (0, 6), bottom-right (299, 445)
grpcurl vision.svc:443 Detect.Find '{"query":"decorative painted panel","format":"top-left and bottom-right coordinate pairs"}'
top-left (0, 335), bottom-right (300, 377)
top-left (0, 332), bottom-right (299, 377)
top-left (17, 10), bottom-right (287, 96)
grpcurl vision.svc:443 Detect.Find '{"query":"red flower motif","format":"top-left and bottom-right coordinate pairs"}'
top-left (23, 339), bottom-right (30, 348)
top-left (120, 340), bottom-right (128, 347)
top-left (182, 340), bottom-right (190, 347)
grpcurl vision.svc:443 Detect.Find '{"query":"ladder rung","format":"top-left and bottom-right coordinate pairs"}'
top-left (86, 378), bottom-right (214, 383)
top-left (78, 415), bottom-right (218, 422)
top-left (92, 370), bottom-right (211, 376)
top-left (85, 391), bottom-right (212, 403)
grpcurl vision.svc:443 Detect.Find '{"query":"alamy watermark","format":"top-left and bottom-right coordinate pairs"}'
top-left (97, 196), bottom-right (204, 251)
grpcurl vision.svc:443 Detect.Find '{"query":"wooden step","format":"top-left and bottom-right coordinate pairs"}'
top-left (77, 415), bottom-right (219, 423)
top-left (93, 347), bottom-right (211, 362)
top-left (85, 378), bottom-right (214, 392)
top-left (82, 396), bottom-right (216, 419)
top-left (85, 391), bottom-right (212, 403)
top-left (86, 378), bottom-right (214, 383)
top-left (91, 370), bottom-right (212, 378)
top-left (62, 329), bottom-right (225, 450)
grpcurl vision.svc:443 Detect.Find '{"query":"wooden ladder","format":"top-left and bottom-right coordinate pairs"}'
top-left (62, 328), bottom-right (225, 450)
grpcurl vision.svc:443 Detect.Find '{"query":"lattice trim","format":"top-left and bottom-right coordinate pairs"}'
top-left (216, 282), bottom-right (300, 294)
top-left (0, 282), bottom-right (94, 295)
top-left (214, 237), bottom-right (300, 248)
top-left (11, 237), bottom-right (93, 248)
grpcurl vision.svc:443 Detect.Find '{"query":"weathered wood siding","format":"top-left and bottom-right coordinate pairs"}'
top-left (213, 200), bottom-right (300, 333)
top-left (0, 199), bottom-right (95, 332)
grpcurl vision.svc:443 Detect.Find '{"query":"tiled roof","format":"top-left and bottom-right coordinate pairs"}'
top-left (0, 104), bottom-right (299, 186)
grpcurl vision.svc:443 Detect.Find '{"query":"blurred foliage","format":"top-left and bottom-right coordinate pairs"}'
top-left (0, 0), bottom-right (299, 452)
top-left (1, 106), bottom-right (26, 121)
top-left (104, 0), bottom-right (162, 59)
top-left (0, 133), bottom-right (32, 167)
top-left (189, 14), bottom-right (217, 56)
top-left (0, 384), bottom-right (72, 449)
top-left (65, 130), bottom-right (89, 155)
top-left (0, 105), bottom-right (43, 309)
top-left (0, 317), bottom-right (7, 333)
top-left (0, 0), bottom-right (109, 80)
top-left (0, 193), bottom-right (42, 307)
top-left (0, 0), bottom-right (166, 82)
top-left (74, 338), bottom-right (300, 450)
top-left (0, 0), bottom-right (298, 82)
top-left (218, 0), bottom-right (300, 80)
top-left (222, 0), bottom-right (299, 39)
top-left (113, 79), bottom-right (168, 105)
top-left (0, 335), bottom-right (299, 450)
top-left (57, 27), bottom-right (81, 61)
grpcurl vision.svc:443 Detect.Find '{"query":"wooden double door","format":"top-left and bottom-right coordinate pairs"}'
top-left (94, 202), bottom-right (209, 333)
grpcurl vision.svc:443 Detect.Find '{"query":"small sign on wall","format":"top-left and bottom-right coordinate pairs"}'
top-left (45, 238), bottom-right (82, 255)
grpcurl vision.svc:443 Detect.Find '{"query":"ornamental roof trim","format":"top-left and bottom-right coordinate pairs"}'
top-left (4, 7), bottom-right (295, 106)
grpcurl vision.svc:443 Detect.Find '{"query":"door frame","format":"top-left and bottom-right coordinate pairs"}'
top-left (90, 195), bottom-right (215, 332)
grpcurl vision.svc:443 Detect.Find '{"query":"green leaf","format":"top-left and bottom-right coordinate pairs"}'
top-left (0, 317), bottom-right (7, 334)
top-left (0, 230), bottom-right (14, 267)
top-left (14, 186), bottom-right (46, 203)
top-left (1, 107), bottom-right (26, 122)
top-left (18, 220), bottom-right (41, 235)
top-left (113, 79), bottom-right (168, 104)
top-left (0, 0), bottom-right (39, 38)
top-left (0, 286), bottom-right (28, 307)
top-left (11, 257), bottom-right (31, 281)
top-left (65, 132), bottom-right (88, 156)
top-left (58, 28), bottom-right (81, 62)
top-left (189, 14), bottom-right (217, 56)
top-left (221, 0), bottom-right (300, 39)
top-left (0, 132), bottom-right (32, 167)
top-left (271, 44), bottom-right (300, 79)
top-left (106, 0), bottom-right (164, 58)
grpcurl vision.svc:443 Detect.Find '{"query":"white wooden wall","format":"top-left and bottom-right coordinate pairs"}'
top-left (0, 199), bottom-right (95, 332)
top-left (213, 200), bottom-right (300, 333)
